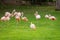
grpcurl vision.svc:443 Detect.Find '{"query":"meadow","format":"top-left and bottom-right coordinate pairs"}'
top-left (0, 5), bottom-right (60, 40)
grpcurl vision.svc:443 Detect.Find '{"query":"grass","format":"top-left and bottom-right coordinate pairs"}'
top-left (0, 5), bottom-right (60, 40)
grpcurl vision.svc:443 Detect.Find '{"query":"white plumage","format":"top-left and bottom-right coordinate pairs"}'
top-left (1, 16), bottom-right (6, 21)
top-left (11, 9), bottom-right (16, 17)
top-left (14, 12), bottom-right (21, 17)
top-left (36, 15), bottom-right (41, 19)
top-left (14, 11), bottom-right (21, 22)
top-left (15, 16), bottom-right (20, 19)
top-left (49, 16), bottom-right (56, 20)
top-left (49, 14), bottom-right (51, 17)
top-left (21, 12), bottom-right (28, 21)
top-left (5, 12), bottom-right (11, 17)
top-left (17, 12), bottom-right (21, 17)
top-left (30, 22), bottom-right (36, 30)
top-left (45, 14), bottom-right (49, 18)
top-left (14, 12), bottom-right (18, 16)
top-left (45, 14), bottom-right (56, 20)
top-left (1, 16), bottom-right (10, 21)
top-left (6, 17), bottom-right (10, 21)
top-left (15, 15), bottom-right (20, 22)
top-left (12, 9), bottom-right (16, 13)
top-left (34, 11), bottom-right (41, 19)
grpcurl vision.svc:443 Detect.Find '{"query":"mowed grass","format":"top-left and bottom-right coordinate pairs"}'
top-left (0, 5), bottom-right (60, 40)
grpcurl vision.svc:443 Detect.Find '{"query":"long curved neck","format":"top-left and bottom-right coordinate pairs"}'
top-left (12, 9), bottom-right (16, 14)
top-left (49, 14), bottom-right (51, 17)
top-left (21, 12), bottom-right (24, 18)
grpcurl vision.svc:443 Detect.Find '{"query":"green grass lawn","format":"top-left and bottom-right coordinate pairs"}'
top-left (0, 5), bottom-right (60, 40)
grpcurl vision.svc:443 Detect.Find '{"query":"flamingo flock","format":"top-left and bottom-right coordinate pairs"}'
top-left (0, 9), bottom-right (56, 30)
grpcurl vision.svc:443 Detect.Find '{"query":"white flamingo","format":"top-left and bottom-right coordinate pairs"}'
top-left (1, 16), bottom-right (10, 21)
top-left (15, 15), bottom-right (20, 22)
top-left (30, 22), bottom-right (36, 30)
top-left (21, 12), bottom-right (28, 22)
top-left (49, 16), bottom-right (56, 20)
top-left (5, 12), bottom-right (12, 17)
top-left (45, 14), bottom-right (49, 18)
top-left (34, 11), bottom-right (41, 19)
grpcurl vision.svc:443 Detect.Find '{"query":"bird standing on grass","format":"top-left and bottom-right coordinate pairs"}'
top-left (45, 14), bottom-right (49, 18)
top-left (0, 16), bottom-right (10, 21)
top-left (34, 11), bottom-right (41, 20)
top-left (30, 22), bottom-right (36, 30)
top-left (0, 12), bottom-right (11, 21)
top-left (49, 16), bottom-right (56, 20)
top-left (5, 12), bottom-right (12, 17)
top-left (21, 12), bottom-right (28, 22)
top-left (14, 12), bottom-right (21, 22)
top-left (45, 14), bottom-right (56, 20)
